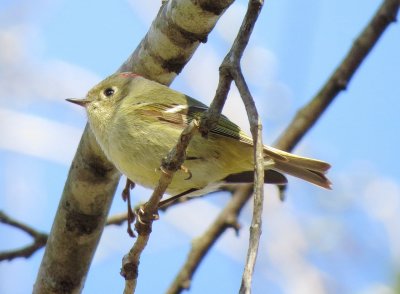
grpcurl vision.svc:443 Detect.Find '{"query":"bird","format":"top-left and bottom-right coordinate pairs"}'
top-left (67, 72), bottom-right (331, 206)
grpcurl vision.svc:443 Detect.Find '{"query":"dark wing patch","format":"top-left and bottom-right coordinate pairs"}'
top-left (224, 170), bottom-right (287, 185)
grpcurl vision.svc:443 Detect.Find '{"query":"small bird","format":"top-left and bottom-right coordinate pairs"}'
top-left (67, 72), bottom-right (331, 205)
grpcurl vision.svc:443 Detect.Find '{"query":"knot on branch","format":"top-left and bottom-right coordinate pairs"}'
top-left (161, 154), bottom-right (185, 174)
top-left (120, 255), bottom-right (139, 280)
top-left (198, 115), bottom-right (214, 138)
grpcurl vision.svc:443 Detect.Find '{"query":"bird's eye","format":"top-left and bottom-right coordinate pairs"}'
top-left (103, 88), bottom-right (115, 97)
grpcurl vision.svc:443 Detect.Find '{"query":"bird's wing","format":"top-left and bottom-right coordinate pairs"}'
top-left (135, 100), bottom-right (288, 162)
top-left (135, 99), bottom-right (250, 144)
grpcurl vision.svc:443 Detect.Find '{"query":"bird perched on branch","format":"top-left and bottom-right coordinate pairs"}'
top-left (67, 72), bottom-right (331, 206)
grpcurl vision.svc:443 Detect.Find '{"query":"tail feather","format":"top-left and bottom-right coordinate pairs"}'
top-left (264, 146), bottom-right (332, 189)
top-left (265, 146), bottom-right (331, 172)
top-left (273, 160), bottom-right (331, 189)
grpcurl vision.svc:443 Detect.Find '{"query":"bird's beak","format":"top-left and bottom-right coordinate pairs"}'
top-left (66, 98), bottom-right (90, 107)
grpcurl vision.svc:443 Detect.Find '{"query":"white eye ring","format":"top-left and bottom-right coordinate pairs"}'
top-left (103, 88), bottom-right (115, 97)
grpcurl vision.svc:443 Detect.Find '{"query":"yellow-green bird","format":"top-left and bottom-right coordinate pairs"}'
top-left (67, 72), bottom-right (331, 202)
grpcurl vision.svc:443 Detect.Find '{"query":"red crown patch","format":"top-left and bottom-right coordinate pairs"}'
top-left (119, 72), bottom-right (141, 78)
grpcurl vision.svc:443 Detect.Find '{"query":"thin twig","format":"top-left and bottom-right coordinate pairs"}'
top-left (227, 0), bottom-right (265, 291)
top-left (0, 211), bottom-right (47, 261)
top-left (202, 0), bottom-right (266, 291)
top-left (106, 213), bottom-right (129, 226)
top-left (121, 120), bottom-right (199, 293)
top-left (233, 71), bottom-right (264, 294)
top-left (199, 0), bottom-right (264, 134)
top-left (166, 1), bottom-right (400, 293)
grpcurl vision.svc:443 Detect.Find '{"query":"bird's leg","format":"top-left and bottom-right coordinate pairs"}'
top-left (122, 178), bottom-right (135, 237)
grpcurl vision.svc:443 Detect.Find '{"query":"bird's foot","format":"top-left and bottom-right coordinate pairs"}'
top-left (122, 178), bottom-right (136, 237)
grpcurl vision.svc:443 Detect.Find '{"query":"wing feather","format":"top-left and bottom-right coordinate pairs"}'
top-left (134, 100), bottom-right (288, 162)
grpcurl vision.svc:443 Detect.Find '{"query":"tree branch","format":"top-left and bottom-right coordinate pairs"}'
top-left (33, 1), bottom-right (234, 293)
top-left (275, 0), bottom-right (400, 151)
top-left (0, 211), bottom-right (47, 261)
top-left (234, 68), bottom-right (264, 294)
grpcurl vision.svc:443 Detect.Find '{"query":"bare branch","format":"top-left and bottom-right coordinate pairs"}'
top-left (234, 68), bottom-right (264, 294)
top-left (106, 213), bottom-right (129, 226)
top-left (275, 0), bottom-right (400, 151)
top-left (220, 0), bottom-right (265, 292)
top-left (0, 211), bottom-right (47, 261)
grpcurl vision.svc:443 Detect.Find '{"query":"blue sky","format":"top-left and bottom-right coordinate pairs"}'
top-left (1, 1), bottom-right (400, 293)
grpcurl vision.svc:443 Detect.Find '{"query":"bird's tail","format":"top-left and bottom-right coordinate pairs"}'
top-left (264, 146), bottom-right (332, 189)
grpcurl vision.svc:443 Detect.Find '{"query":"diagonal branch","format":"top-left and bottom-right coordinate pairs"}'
top-left (275, 0), bottom-right (400, 151)
top-left (166, 1), bottom-right (400, 293)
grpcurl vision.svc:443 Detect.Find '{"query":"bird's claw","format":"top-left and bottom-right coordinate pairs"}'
top-left (136, 206), bottom-right (159, 225)
top-left (157, 165), bottom-right (192, 180)
top-left (180, 165), bottom-right (192, 180)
